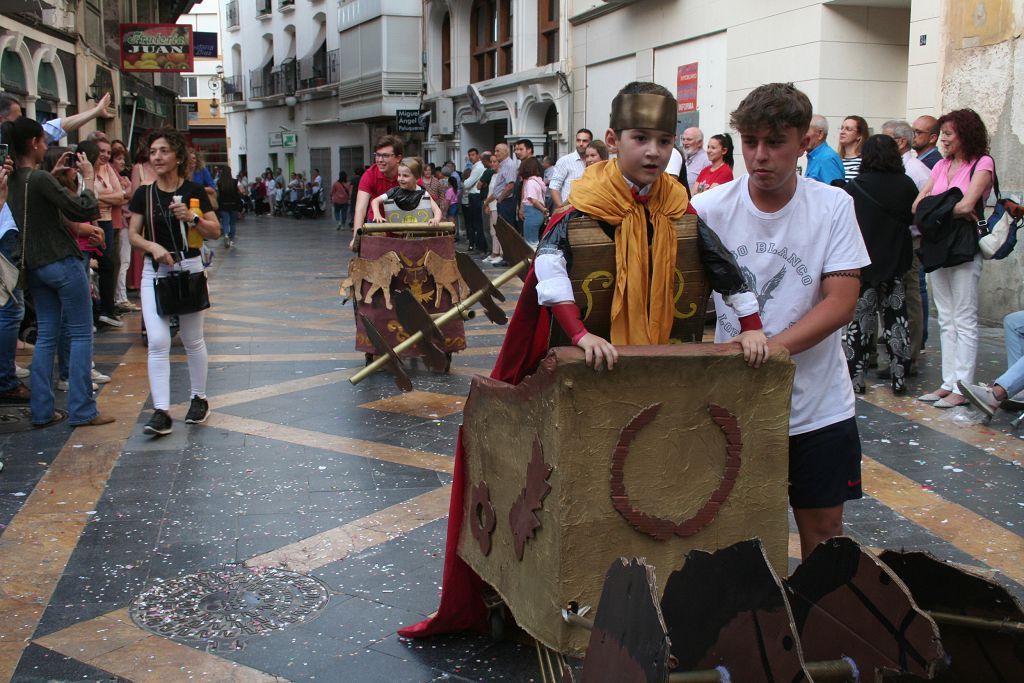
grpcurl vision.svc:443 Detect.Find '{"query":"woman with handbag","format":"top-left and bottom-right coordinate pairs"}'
top-left (1, 117), bottom-right (112, 427)
top-left (912, 109), bottom-right (994, 408)
top-left (128, 129), bottom-right (220, 436)
top-left (841, 135), bottom-right (918, 395)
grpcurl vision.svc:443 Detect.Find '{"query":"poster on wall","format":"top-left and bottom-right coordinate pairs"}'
top-left (676, 63), bottom-right (698, 113)
top-left (120, 24), bottom-right (194, 72)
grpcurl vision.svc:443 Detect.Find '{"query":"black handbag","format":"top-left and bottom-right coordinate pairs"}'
top-left (153, 269), bottom-right (210, 316)
top-left (146, 184), bottom-right (210, 316)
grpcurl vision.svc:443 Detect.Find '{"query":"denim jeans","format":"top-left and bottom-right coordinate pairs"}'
top-left (996, 311), bottom-right (1024, 397)
top-left (522, 204), bottom-right (545, 247)
top-left (333, 203), bottom-right (349, 225)
top-left (219, 210), bottom-right (238, 240)
top-left (0, 231), bottom-right (24, 392)
top-left (28, 256), bottom-right (97, 424)
top-left (467, 193), bottom-right (487, 251)
top-left (497, 197), bottom-right (519, 234)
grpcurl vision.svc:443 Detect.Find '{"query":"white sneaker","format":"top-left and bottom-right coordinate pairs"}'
top-left (58, 380), bottom-right (99, 392)
top-left (15, 364), bottom-right (29, 379)
top-left (98, 315), bottom-right (124, 328)
top-left (92, 369), bottom-right (111, 384)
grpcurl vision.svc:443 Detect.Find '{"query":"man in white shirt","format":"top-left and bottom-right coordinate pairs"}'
top-left (549, 128), bottom-right (593, 209)
top-left (691, 83), bottom-right (870, 562)
top-left (462, 148), bottom-right (488, 253)
top-left (682, 126), bottom-right (711, 193)
top-left (882, 119), bottom-right (930, 374)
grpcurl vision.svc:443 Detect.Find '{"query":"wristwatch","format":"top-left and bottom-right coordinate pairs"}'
top-left (190, 213), bottom-right (201, 226)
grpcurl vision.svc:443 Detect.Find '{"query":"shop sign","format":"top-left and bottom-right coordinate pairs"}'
top-left (676, 63), bottom-right (698, 113)
top-left (120, 24), bottom-right (194, 72)
top-left (396, 109), bottom-right (427, 132)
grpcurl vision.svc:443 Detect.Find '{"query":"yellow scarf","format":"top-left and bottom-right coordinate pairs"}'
top-left (567, 159), bottom-right (690, 345)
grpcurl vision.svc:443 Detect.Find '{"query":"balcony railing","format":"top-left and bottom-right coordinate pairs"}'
top-left (279, 0), bottom-right (295, 10)
top-left (250, 60), bottom-right (297, 99)
top-left (223, 74), bottom-right (244, 102)
top-left (225, 0), bottom-right (239, 29)
top-left (272, 58), bottom-right (298, 96)
top-left (249, 67), bottom-right (271, 98)
top-left (299, 49), bottom-right (339, 89)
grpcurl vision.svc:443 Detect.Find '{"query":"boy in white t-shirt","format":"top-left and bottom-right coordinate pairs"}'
top-left (691, 83), bottom-right (870, 561)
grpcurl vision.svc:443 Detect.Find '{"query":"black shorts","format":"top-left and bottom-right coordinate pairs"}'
top-left (788, 417), bottom-right (863, 509)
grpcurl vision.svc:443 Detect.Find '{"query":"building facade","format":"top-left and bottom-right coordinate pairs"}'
top-left (178, 0), bottom-right (227, 167)
top-left (422, 0), bottom-right (570, 164)
top-left (221, 0), bottom-right (422, 184)
top-left (0, 0), bottom-right (192, 150)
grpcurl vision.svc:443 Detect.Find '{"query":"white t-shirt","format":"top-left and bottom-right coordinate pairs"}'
top-left (691, 175), bottom-right (870, 436)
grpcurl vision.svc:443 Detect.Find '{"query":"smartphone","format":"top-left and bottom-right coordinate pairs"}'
top-left (67, 153), bottom-right (77, 168)
top-left (0, 144), bottom-right (8, 168)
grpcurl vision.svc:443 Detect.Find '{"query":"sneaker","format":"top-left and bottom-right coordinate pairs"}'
top-left (493, 259), bottom-right (510, 267)
top-left (116, 301), bottom-right (140, 312)
top-left (957, 381), bottom-right (1000, 418)
top-left (144, 409), bottom-right (173, 436)
top-left (185, 396), bottom-right (209, 424)
top-left (98, 315), bottom-right (124, 328)
top-left (92, 369), bottom-right (111, 384)
top-left (0, 383), bottom-right (31, 403)
top-left (15, 364), bottom-right (29, 379)
top-left (57, 380), bottom-right (99, 391)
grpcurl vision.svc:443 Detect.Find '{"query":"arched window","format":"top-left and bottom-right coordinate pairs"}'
top-left (441, 12), bottom-right (451, 90)
top-left (470, 0), bottom-right (511, 83)
top-left (538, 0), bottom-right (558, 66)
top-left (0, 49), bottom-right (27, 94)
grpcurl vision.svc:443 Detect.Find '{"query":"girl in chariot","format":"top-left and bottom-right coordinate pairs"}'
top-left (369, 157), bottom-right (443, 226)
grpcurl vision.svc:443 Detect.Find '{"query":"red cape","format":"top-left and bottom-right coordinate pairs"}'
top-left (397, 208), bottom-right (574, 638)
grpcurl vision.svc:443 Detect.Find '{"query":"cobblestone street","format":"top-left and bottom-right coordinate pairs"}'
top-left (0, 213), bottom-right (1021, 682)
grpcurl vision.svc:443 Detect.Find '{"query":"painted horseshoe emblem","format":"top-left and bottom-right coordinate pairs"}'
top-left (470, 481), bottom-right (497, 556)
top-left (610, 403), bottom-right (742, 540)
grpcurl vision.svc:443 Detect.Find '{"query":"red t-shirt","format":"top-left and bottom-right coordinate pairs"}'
top-left (694, 163), bottom-right (734, 193)
top-left (357, 165), bottom-right (400, 221)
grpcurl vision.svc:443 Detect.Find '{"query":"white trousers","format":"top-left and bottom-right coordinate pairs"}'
top-left (141, 257), bottom-right (208, 410)
top-left (115, 227), bottom-right (131, 304)
top-left (928, 255), bottom-right (982, 394)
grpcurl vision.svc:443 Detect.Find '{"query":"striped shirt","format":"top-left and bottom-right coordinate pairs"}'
top-left (842, 156), bottom-right (861, 181)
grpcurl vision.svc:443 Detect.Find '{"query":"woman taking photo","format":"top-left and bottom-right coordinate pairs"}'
top-left (913, 109), bottom-right (994, 409)
top-left (837, 115), bottom-right (869, 181)
top-left (842, 135), bottom-right (918, 395)
top-left (693, 133), bottom-right (735, 194)
top-left (128, 129), bottom-right (220, 436)
top-left (1, 117), bottom-right (112, 427)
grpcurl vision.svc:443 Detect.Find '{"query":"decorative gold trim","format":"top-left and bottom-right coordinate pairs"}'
top-left (580, 270), bottom-right (614, 322)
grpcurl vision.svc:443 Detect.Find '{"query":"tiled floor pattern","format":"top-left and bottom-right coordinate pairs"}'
top-left (0, 214), bottom-right (1021, 682)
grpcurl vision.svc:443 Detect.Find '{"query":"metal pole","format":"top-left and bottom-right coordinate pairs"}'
top-left (348, 257), bottom-right (529, 385)
top-left (928, 611), bottom-right (1024, 635)
top-left (126, 98), bottom-right (138, 159)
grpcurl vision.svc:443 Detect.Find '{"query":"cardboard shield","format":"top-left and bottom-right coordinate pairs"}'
top-left (458, 345), bottom-right (795, 654)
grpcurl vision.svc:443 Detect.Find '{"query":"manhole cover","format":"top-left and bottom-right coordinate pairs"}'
top-left (129, 565), bottom-right (330, 650)
top-left (0, 407), bottom-right (66, 433)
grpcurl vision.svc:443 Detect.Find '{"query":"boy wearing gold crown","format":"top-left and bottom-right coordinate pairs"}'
top-left (400, 81), bottom-right (768, 640)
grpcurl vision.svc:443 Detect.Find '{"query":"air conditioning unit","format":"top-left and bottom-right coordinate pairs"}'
top-left (437, 97), bottom-right (454, 135)
top-left (174, 104), bottom-right (189, 130)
